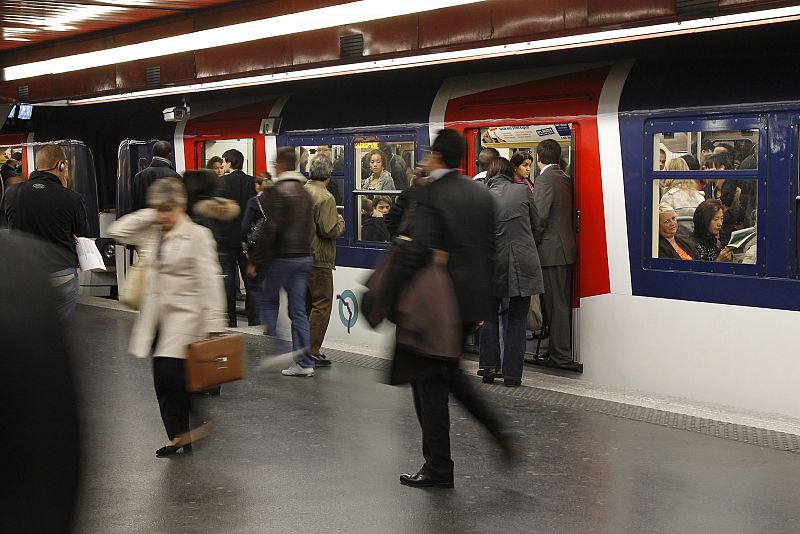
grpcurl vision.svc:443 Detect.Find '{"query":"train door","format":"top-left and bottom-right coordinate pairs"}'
top-left (465, 124), bottom-right (581, 368)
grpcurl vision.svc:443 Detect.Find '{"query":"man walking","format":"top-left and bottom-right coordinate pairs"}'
top-left (219, 149), bottom-right (258, 327)
top-left (248, 147), bottom-right (316, 377)
top-left (304, 154), bottom-right (345, 367)
top-left (5, 143), bottom-right (89, 321)
top-left (531, 139), bottom-right (579, 371)
top-left (132, 140), bottom-right (180, 211)
top-left (391, 129), bottom-right (511, 489)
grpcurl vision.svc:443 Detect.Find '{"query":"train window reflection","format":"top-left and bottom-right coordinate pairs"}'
top-left (296, 145), bottom-right (344, 175)
top-left (354, 141), bottom-right (414, 191)
top-left (354, 191), bottom-right (399, 243)
top-left (654, 129), bottom-right (758, 171)
top-left (653, 179), bottom-right (758, 263)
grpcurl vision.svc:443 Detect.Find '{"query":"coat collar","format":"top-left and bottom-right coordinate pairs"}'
top-left (162, 213), bottom-right (192, 241)
top-left (275, 170), bottom-right (307, 183)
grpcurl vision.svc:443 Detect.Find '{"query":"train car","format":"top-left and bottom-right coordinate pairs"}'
top-left (7, 15), bottom-right (800, 420)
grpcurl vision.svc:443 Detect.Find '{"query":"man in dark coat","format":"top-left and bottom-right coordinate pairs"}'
top-left (391, 129), bottom-right (512, 489)
top-left (132, 140), bottom-right (180, 212)
top-left (531, 139), bottom-right (579, 371)
top-left (219, 148), bottom-right (258, 327)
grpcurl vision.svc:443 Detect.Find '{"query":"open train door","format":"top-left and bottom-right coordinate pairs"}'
top-left (465, 124), bottom-right (581, 369)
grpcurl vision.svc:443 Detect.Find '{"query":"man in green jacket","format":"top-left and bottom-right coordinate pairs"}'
top-left (305, 153), bottom-right (345, 366)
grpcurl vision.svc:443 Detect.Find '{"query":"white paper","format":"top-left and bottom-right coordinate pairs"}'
top-left (77, 237), bottom-right (107, 272)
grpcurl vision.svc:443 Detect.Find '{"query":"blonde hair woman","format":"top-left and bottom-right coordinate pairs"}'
top-left (658, 203), bottom-right (699, 260)
top-left (660, 158), bottom-right (704, 236)
top-left (108, 178), bottom-right (226, 457)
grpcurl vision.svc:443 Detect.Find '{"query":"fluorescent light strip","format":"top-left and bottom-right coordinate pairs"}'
top-left (4, 0), bottom-right (487, 81)
top-left (65, 5), bottom-right (800, 106)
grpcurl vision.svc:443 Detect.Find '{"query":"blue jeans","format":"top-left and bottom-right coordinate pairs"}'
top-left (479, 296), bottom-right (531, 380)
top-left (49, 268), bottom-right (79, 323)
top-left (260, 256), bottom-right (315, 368)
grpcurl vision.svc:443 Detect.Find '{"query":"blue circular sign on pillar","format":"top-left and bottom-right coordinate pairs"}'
top-left (337, 290), bottom-right (359, 333)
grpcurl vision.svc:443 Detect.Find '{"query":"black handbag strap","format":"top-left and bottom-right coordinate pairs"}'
top-left (255, 196), bottom-right (266, 220)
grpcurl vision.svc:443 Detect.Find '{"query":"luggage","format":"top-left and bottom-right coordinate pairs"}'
top-left (185, 334), bottom-right (245, 392)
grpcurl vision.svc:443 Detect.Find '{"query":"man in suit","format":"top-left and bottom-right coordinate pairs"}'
top-left (531, 139), bottom-right (579, 371)
top-left (394, 129), bottom-right (512, 489)
top-left (220, 148), bottom-right (258, 327)
top-left (132, 140), bottom-right (180, 211)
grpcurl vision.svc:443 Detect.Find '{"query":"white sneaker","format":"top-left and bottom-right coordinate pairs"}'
top-left (256, 349), bottom-right (306, 373)
top-left (281, 362), bottom-right (314, 377)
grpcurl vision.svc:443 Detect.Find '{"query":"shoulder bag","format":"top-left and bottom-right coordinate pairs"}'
top-left (246, 197), bottom-right (268, 251)
top-left (119, 248), bottom-right (147, 310)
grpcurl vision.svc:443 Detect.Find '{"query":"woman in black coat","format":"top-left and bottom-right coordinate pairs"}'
top-left (479, 157), bottom-right (544, 387)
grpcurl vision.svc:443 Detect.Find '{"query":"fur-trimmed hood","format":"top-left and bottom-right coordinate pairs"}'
top-left (193, 197), bottom-right (240, 221)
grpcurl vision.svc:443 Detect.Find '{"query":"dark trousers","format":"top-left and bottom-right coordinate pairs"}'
top-left (221, 248), bottom-right (258, 326)
top-left (410, 326), bottom-right (504, 481)
top-left (152, 357), bottom-right (191, 440)
top-left (306, 267), bottom-right (334, 356)
top-left (479, 295), bottom-right (531, 380)
top-left (541, 264), bottom-right (574, 364)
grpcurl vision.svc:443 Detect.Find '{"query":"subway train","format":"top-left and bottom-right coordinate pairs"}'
top-left (3, 43), bottom-right (800, 419)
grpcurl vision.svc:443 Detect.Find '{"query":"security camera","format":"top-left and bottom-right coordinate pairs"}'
top-left (163, 106), bottom-right (189, 122)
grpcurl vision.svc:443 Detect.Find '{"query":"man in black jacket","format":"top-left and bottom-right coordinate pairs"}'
top-left (220, 148), bottom-right (258, 327)
top-left (393, 129), bottom-right (512, 489)
top-left (132, 140), bottom-right (180, 212)
top-left (5, 143), bottom-right (90, 321)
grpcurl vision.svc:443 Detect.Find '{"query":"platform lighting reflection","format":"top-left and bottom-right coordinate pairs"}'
top-left (3, 0), bottom-right (488, 81)
top-left (12, 4), bottom-right (124, 33)
top-left (62, 5), bottom-right (800, 106)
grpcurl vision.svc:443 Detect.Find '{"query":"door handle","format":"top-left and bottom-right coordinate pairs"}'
top-left (575, 210), bottom-right (581, 234)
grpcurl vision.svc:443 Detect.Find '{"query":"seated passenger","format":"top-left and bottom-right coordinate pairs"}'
top-left (360, 197), bottom-right (373, 218)
top-left (692, 199), bottom-right (732, 262)
top-left (658, 204), bottom-right (698, 260)
top-left (361, 195), bottom-right (392, 242)
top-left (659, 159), bottom-right (703, 236)
top-left (361, 149), bottom-right (396, 191)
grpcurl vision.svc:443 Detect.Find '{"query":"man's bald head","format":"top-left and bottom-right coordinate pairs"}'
top-left (35, 144), bottom-right (67, 173)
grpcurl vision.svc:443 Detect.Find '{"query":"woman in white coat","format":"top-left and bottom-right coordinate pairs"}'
top-left (109, 178), bottom-right (226, 457)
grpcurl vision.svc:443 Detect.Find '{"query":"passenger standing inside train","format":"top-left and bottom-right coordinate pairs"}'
top-left (531, 140), bottom-right (579, 371)
top-left (391, 129), bottom-right (512, 489)
top-left (207, 155), bottom-right (225, 178)
top-left (219, 149), bottom-right (258, 327)
top-left (248, 147), bottom-right (316, 377)
top-left (479, 157), bottom-right (543, 387)
top-left (304, 154), bottom-right (345, 367)
top-left (5, 144), bottom-right (89, 322)
top-left (510, 151), bottom-right (534, 192)
top-left (132, 141), bottom-right (180, 212)
top-left (473, 147), bottom-right (499, 183)
top-left (108, 178), bottom-right (226, 456)
top-left (361, 149), bottom-right (396, 191)
top-left (659, 158), bottom-right (704, 236)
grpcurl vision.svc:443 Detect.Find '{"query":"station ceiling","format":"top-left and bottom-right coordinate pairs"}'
top-left (0, 0), bottom-right (240, 51)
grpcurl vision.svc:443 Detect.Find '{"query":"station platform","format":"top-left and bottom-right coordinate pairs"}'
top-left (71, 300), bottom-right (800, 533)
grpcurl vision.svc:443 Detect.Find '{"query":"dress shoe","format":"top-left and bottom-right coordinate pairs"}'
top-left (248, 319), bottom-right (262, 326)
top-left (481, 369), bottom-right (499, 384)
top-left (311, 354), bottom-right (332, 367)
top-left (399, 472), bottom-right (454, 489)
top-left (155, 442), bottom-right (192, 457)
top-left (504, 378), bottom-right (521, 387)
top-left (477, 368), bottom-right (503, 378)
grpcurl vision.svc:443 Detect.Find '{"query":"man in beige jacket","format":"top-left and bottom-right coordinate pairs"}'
top-left (305, 153), bottom-right (345, 366)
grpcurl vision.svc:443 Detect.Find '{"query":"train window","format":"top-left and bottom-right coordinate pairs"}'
top-left (653, 129), bottom-right (758, 171)
top-left (353, 191), bottom-right (399, 243)
top-left (355, 141), bottom-right (414, 191)
top-left (478, 124), bottom-right (573, 179)
top-left (203, 139), bottom-right (254, 175)
top-left (649, 123), bottom-right (761, 267)
top-left (295, 145), bottom-right (344, 175)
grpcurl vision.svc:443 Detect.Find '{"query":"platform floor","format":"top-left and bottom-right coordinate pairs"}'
top-left (72, 304), bottom-right (800, 534)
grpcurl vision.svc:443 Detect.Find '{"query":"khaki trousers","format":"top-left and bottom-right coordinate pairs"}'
top-left (307, 267), bottom-right (334, 356)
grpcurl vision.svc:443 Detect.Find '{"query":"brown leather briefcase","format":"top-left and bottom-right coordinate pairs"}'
top-left (185, 334), bottom-right (245, 392)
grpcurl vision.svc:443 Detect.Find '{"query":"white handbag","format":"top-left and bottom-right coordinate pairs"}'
top-left (119, 249), bottom-right (148, 310)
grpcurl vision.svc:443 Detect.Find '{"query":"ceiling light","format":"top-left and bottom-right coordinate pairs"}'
top-left (63, 5), bottom-right (800, 106)
top-left (4, 0), bottom-right (488, 81)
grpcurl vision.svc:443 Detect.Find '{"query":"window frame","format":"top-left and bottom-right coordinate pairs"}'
top-left (642, 115), bottom-right (767, 276)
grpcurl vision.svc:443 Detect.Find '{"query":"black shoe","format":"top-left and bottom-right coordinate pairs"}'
top-left (248, 319), bottom-right (262, 326)
top-left (477, 368), bottom-right (503, 378)
top-left (311, 354), bottom-right (332, 367)
top-left (504, 378), bottom-right (521, 387)
top-left (156, 443), bottom-right (192, 457)
top-left (399, 472), bottom-right (454, 489)
top-left (481, 369), bottom-right (499, 384)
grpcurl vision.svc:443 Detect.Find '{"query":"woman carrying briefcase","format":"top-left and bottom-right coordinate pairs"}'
top-left (109, 178), bottom-right (229, 457)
